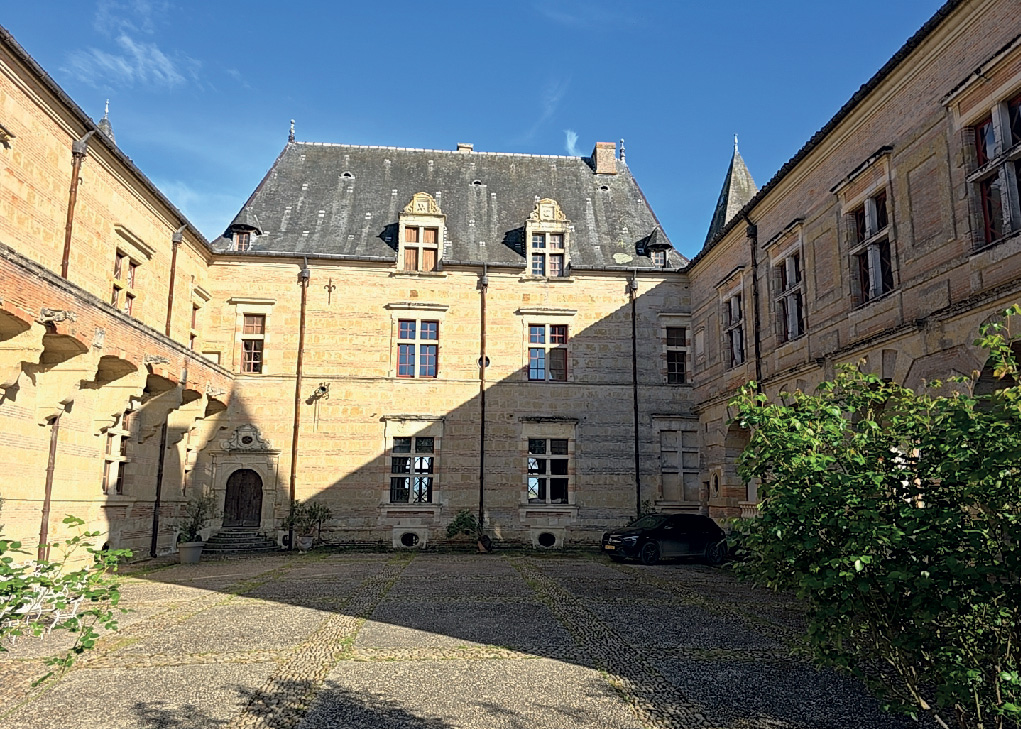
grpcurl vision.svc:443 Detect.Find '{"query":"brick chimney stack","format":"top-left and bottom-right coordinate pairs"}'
top-left (592, 142), bottom-right (617, 174)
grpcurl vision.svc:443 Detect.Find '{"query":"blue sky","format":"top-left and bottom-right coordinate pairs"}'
top-left (3, 1), bottom-right (943, 258)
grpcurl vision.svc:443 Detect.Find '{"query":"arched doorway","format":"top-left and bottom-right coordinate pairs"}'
top-left (223, 469), bottom-right (263, 527)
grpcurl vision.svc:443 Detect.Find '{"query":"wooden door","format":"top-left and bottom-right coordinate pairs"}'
top-left (223, 469), bottom-right (263, 527)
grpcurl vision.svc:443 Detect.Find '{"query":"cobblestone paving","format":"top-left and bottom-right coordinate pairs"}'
top-left (0, 552), bottom-right (931, 729)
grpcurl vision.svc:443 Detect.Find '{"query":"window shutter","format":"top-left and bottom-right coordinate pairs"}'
top-left (423, 228), bottom-right (437, 245)
top-left (405, 227), bottom-right (419, 243)
top-left (422, 248), bottom-right (436, 272)
top-left (404, 247), bottom-right (418, 271)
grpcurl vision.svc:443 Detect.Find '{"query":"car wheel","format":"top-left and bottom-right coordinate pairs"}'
top-left (704, 540), bottom-right (728, 566)
top-left (639, 541), bottom-right (660, 566)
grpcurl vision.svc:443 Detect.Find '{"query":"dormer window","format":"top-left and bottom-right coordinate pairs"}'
top-left (398, 193), bottom-right (445, 273)
top-left (530, 233), bottom-right (565, 276)
top-left (652, 250), bottom-right (666, 267)
top-left (525, 198), bottom-right (570, 278)
top-left (235, 231), bottom-right (251, 252)
top-left (404, 226), bottom-right (439, 271)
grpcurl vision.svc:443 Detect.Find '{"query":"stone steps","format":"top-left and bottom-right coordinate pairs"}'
top-left (203, 527), bottom-right (280, 554)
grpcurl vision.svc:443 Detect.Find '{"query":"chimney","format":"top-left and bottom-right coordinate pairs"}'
top-left (591, 142), bottom-right (617, 174)
top-left (456, 142), bottom-right (474, 153)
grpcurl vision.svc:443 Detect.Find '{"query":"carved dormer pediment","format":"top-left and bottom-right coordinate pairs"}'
top-left (528, 198), bottom-right (569, 224)
top-left (402, 192), bottom-right (442, 216)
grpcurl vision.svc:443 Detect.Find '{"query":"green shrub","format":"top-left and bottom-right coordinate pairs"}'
top-left (730, 308), bottom-right (1021, 729)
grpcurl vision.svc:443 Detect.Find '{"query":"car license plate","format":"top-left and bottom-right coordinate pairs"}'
top-left (604, 544), bottom-right (615, 550)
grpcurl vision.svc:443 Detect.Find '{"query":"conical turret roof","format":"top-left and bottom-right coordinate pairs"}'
top-left (703, 139), bottom-right (757, 247)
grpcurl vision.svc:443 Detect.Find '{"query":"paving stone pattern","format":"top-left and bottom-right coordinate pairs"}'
top-left (0, 553), bottom-right (931, 729)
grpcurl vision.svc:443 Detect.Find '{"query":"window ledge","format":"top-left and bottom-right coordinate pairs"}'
top-left (518, 504), bottom-right (578, 520)
top-left (380, 503), bottom-right (440, 514)
top-left (390, 270), bottom-right (448, 279)
top-left (852, 289), bottom-right (897, 312)
top-left (970, 228), bottom-right (1021, 256)
top-left (667, 382), bottom-right (694, 388)
top-left (518, 275), bottom-right (575, 283)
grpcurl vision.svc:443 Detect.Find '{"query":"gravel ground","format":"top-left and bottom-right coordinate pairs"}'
top-left (0, 551), bottom-right (932, 729)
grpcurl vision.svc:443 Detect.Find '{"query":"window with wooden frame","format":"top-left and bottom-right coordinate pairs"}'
top-left (403, 226), bottom-right (439, 272)
top-left (389, 436), bottom-right (435, 503)
top-left (966, 92), bottom-right (1021, 246)
top-left (773, 251), bottom-right (805, 342)
top-left (110, 250), bottom-right (139, 316)
top-left (396, 319), bottom-right (439, 378)
top-left (398, 193), bottom-right (445, 273)
top-left (722, 293), bottom-right (744, 368)
top-left (525, 198), bottom-right (570, 278)
top-left (102, 408), bottom-right (135, 495)
top-left (665, 327), bottom-right (687, 384)
top-left (528, 324), bottom-right (568, 381)
top-left (848, 189), bottom-right (895, 304)
top-left (241, 314), bottom-right (265, 374)
top-left (234, 230), bottom-right (251, 252)
top-left (527, 438), bottom-right (569, 504)
top-left (530, 233), bottom-right (566, 277)
top-left (651, 249), bottom-right (667, 268)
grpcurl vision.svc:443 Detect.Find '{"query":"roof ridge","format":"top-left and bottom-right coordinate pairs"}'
top-left (292, 140), bottom-right (585, 161)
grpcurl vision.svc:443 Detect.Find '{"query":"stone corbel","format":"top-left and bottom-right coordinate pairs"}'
top-left (0, 321), bottom-right (46, 390)
top-left (84, 355), bottom-right (148, 434)
top-left (135, 377), bottom-right (183, 443)
top-left (26, 335), bottom-right (101, 424)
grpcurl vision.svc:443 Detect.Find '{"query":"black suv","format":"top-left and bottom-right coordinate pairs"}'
top-left (601, 514), bottom-right (727, 565)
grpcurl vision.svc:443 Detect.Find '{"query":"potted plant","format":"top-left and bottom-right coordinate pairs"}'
top-left (284, 499), bottom-right (332, 552)
top-left (176, 492), bottom-right (219, 564)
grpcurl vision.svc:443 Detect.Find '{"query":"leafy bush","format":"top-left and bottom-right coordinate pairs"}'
top-left (176, 492), bottom-right (219, 543)
top-left (730, 309), bottom-right (1021, 729)
top-left (445, 509), bottom-right (479, 539)
top-left (284, 499), bottom-right (332, 539)
top-left (1, 515), bottom-right (131, 683)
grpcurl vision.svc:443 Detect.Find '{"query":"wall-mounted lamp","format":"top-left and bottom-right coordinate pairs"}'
top-left (311, 382), bottom-right (330, 400)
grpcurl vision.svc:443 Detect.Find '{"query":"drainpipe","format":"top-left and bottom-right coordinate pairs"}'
top-left (165, 226), bottom-right (186, 337)
top-left (477, 264), bottom-right (488, 541)
top-left (288, 259), bottom-right (311, 550)
top-left (61, 131), bottom-right (95, 279)
top-left (629, 273), bottom-right (641, 518)
top-left (150, 420), bottom-right (168, 557)
top-left (744, 217), bottom-right (763, 390)
top-left (38, 414), bottom-right (61, 561)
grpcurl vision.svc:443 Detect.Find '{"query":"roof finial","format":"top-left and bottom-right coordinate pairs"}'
top-left (734, 133), bottom-right (739, 154)
top-left (98, 99), bottom-right (115, 143)
top-left (288, 119), bottom-right (295, 143)
top-left (619, 138), bottom-right (626, 163)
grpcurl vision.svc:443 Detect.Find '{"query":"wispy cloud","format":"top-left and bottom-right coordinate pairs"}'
top-left (153, 178), bottom-right (244, 241)
top-left (518, 76), bottom-right (570, 142)
top-left (533, 1), bottom-right (640, 31)
top-left (564, 129), bottom-right (580, 156)
top-left (62, 1), bottom-right (199, 90)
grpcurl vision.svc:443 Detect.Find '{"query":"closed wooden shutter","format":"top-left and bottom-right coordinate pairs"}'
top-left (405, 226), bottom-right (419, 243)
top-left (422, 248), bottom-right (436, 272)
top-left (404, 247), bottom-right (418, 271)
top-left (423, 228), bottom-right (437, 245)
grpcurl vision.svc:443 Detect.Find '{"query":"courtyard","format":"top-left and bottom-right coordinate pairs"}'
top-left (0, 551), bottom-right (927, 729)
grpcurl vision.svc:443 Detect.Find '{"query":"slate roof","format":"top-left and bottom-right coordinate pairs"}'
top-left (211, 142), bottom-right (685, 270)
top-left (703, 145), bottom-right (757, 248)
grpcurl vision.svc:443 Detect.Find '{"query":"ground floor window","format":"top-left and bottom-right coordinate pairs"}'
top-left (390, 436), bottom-right (435, 503)
top-left (527, 438), bottom-right (569, 504)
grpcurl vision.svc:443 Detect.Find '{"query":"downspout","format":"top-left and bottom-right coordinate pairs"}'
top-left (150, 420), bottom-right (168, 557)
top-left (165, 226), bottom-right (186, 337)
top-left (61, 131), bottom-right (95, 279)
top-left (477, 264), bottom-right (488, 545)
top-left (744, 217), bottom-right (763, 391)
top-left (38, 414), bottom-right (61, 561)
top-left (288, 259), bottom-right (311, 550)
top-left (629, 273), bottom-right (641, 517)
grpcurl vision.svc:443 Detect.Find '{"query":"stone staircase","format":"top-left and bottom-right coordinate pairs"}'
top-left (203, 527), bottom-right (280, 555)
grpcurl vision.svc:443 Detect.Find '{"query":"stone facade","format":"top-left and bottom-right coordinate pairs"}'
top-left (0, 0), bottom-right (1019, 554)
